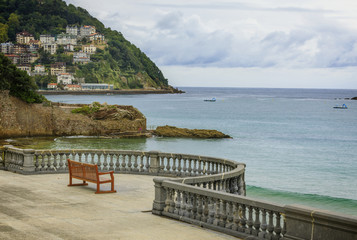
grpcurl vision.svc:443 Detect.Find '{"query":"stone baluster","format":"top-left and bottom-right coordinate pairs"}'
top-left (53, 154), bottom-right (58, 170)
top-left (144, 155), bottom-right (149, 172)
top-left (245, 206), bottom-right (254, 234)
top-left (109, 153), bottom-right (114, 171)
top-left (232, 203), bottom-right (240, 231)
top-left (182, 159), bottom-right (187, 176)
top-left (180, 191), bottom-right (187, 216)
top-left (165, 157), bottom-right (170, 173)
top-left (102, 153), bottom-right (108, 171)
top-left (177, 158), bottom-right (182, 174)
top-left (274, 212), bottom-right (282, 239)
top-left (164, 188), bottom-right (174, 213)
top-left (208, 197), bottom-right (215, 224)
top-left (201, 196), bottom-right (209, 223)
top-left (239, 205), bottom-right (247, 233)
top-left (84, 152), bottom-right (89, 164)
top-left (188, 159), bottom-right (192, 176)
top-left (118, 154), bottom-right (124, 171)
top-left (226, 201), bottom-right (234, 229)
top-left (174, 190), bottom-right (181, 215)
top-left (133, 155), bottom-right (139, 172)
top-left (172, 157), bottom-right (176, 175)
top-left (238, 174), bottom-right (245, 196)
top-left (219, 200), bottom-right (227, 228)
top-left (196, 195), bottom-right (203, 221)
top-left (152, 178), bottom-right (167, 216)
top-left (186, 193), bottom-right (193, 218)
top-left (46, 153), bottom-right (52, 171)
top-left (193, 159), bottom-right (198, 175)
top-left (259, 209), bottom-right (268, 238)
top-left (78, 153), bottom-right (82, 163)
top-left (90, 152), bottom-right (95, 165)
top-left (39, 154), bottom-right (45, 171)
top-left (97, 153), bottom-right (103, 170)
top-left (59, 153), bottom-right (64, 170)
top-left (126, 155), bottom-right (131, 171)
top-left (115, 154), bottom-right (120, 170)
top-left (267, 210), bottom-right (275, 239)
top-left (139, 155), bottom-right (144, 172)
top-left (191, 194), bottom-right (198, 219)
top-left (34, 155), bottom-right (40, 171)
top-left (282, 213), bottom-right (287, 236)
top-left (253, 207), bottom-right (261, 236)
top-left (213, 198), bottom-right (221, 226)
top-left (198, 159), bottom-right (202, 175)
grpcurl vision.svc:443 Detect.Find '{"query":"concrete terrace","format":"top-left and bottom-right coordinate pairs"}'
top-left (0, 171), bottom-right (239, 240)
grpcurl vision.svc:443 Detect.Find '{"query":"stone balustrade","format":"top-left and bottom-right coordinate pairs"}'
top-left (1, 145), bottom-right (357, 240)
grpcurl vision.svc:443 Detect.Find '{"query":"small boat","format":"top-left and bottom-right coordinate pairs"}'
top-left (204, 97), bottom-right (216, 102)
top-left (333, 104), bottom-right (348, 109)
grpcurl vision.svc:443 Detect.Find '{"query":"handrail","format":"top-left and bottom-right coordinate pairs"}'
top-left (2, 145), bottom-right (357, 240)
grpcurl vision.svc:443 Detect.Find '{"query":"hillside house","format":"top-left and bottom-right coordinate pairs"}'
top-left (19, 53), bottom-right (38, 64)
top-left (1, 42), bottom-right (14, 54)
top-left (64, 84), bottom-right (82, 91)
top-left (63, 44), bottom-right (74, 52)
top-left (13, 44), bottom-right (27, 54)
top-left (17, 65), bottom-right (31, 75)
top-left (43, 43), bottom-right (57, 55)
top-left (73, 52), bottom-right (90, 64)
top-left (47, 83), bottom-right (57, 90)
top-left (40, 35), bottom-right (55, 44)
top-left (50, 62), bottom-right (66, 75)
top-left (80, 25), bottom-right (96, 38)
top-left (57, 73), bottom-right (74, 85)
top-left (56, 33), bottom-right (77, 45)
top-left (32, 65), bottom-right (47, 76)
top-left (81, 83), bottom-right (114, 90)
top-left (66, 26), bottom-right (79, 36)
top-left (82, 45), bottom-right (96, 54)
top-left (4, 54), bottom-right (19, 64)
top-left (16, 31), bottom-right (34, 44)
top-left (89, 33), bottom-right (105, 44)
top-left (28, 40), bottom-right (41, 52)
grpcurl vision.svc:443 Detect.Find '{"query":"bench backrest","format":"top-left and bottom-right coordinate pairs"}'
top-left (68, 159), bottom-right (98, 182)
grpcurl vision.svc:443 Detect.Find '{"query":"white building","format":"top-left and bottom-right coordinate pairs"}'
top-left (40, 35), bottom-right (55, 44)
top-left (43, 43), bottom-right (57, 55)
top-left (1, 42), bottom-right (14, 54)
top-left (17, 65), bottom-right (31, 75)
top-left (57, 73), bottom-right (74, 85)
top-left (66, 26), bottom-right (78, 36)
top-left (82, 45), bottom-right (96, 54)
top-left (80, 25), bottom-right (96, 38)
top-left (81, 83), bottom-right (114, 90)
top-left (32, 65), bottom-right (47, 76)
top-left (56, 33), bottom-right (77, 45)
top-left (73, 51), bottom-right (91, 64)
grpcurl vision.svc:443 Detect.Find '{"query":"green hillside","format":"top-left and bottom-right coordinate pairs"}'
top-left (0, 0), bottom-right (170, 90)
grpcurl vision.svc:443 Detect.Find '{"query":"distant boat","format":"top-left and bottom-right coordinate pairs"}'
top-left (204, 97), bottom-right (216, 102)
top-left (333, 104), bottom-right (348, 109)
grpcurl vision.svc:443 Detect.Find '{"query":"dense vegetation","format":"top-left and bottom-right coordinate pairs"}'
top-left (0, 0), bottom-right (169, 89)
top-left (0, 53), bottom-right (45, 103)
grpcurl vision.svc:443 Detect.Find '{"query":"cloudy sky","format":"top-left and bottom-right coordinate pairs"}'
top-left (65, 0), bottom-right (357, 88)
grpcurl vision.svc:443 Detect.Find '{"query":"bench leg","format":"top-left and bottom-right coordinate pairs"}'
top-left (68, 179), bottom-right (89, 187)
top-left (95, 182), bottom-right (117, 194)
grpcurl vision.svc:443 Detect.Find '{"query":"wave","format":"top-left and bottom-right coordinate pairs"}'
top-left (246, 185), bottom-right (357, 216)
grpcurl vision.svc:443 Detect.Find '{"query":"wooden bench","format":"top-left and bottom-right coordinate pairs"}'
top-left (67, 159), bottom-right (117, 194)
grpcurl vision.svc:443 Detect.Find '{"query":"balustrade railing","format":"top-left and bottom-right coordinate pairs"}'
top-left (2, 145), bottom-right (357, 240)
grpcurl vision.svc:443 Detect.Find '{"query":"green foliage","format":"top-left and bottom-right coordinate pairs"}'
top-left (0, 0), bottom-right (169, 89)
top-left (0, 53), bottom-right (46, 103)
top-left (0, 22), bottom-right (8, 42)
top-left (71, 102), bottom-right (101, 115)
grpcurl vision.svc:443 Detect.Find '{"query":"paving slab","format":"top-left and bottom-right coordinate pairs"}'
top-left (0, 170), bottom-right (240, 240)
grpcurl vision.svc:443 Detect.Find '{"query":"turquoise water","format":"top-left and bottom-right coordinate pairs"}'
top-left (24, 88), bottom-right (357, 216)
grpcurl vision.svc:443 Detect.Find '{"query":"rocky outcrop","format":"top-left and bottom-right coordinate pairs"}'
top-left (0, 91), bottom-right (146, 138)
top-left (352, 97), bottom-right (357, 100)
top-left (153, 125), bottom-right (231, 138)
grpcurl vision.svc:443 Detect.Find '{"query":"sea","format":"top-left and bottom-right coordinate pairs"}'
top-left (12, 87), bottom-right (357, 216)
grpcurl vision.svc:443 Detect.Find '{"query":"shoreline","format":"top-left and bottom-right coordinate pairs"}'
top-left (38, 89), bottom-right (185, 95)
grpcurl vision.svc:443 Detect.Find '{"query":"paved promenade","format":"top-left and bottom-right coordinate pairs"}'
top-left (0, 170), bottom-right (239, 240)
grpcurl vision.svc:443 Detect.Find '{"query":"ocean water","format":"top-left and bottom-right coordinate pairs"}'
top-left (19, 88), bottom-right (357, 216)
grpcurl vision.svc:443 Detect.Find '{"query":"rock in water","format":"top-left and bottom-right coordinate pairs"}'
top-left (154, 125), bottom-right (231, 138)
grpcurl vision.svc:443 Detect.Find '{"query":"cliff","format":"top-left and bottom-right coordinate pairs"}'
top-left (0, 91), bottom-right (146, 138)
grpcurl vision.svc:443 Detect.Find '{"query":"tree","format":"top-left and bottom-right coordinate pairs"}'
top-left (7, 13), bottom-right (20, 41)
top-left (0, 53), bottom-right (46, 103)
top-left (0, 23), bottom-right (8, 42)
